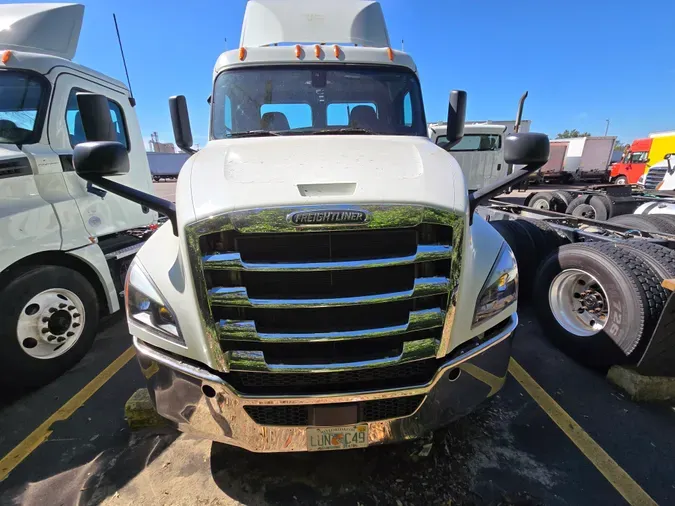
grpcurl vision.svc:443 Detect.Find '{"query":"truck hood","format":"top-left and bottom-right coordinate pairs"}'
top-left (183, 136), bottom-right (468, 222)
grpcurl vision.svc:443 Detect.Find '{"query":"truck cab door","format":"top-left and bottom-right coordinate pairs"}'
top-left (47, 72), bottom-right (157, 239)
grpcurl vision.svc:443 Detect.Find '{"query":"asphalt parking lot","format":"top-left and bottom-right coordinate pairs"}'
top-left (1, 182), bottom-right (673, 505)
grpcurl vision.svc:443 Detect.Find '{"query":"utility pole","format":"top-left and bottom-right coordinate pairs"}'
top-left (605, 119), bottom-right (610, 136)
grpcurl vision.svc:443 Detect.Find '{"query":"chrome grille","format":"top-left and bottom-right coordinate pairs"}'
top-left (645, 166), bottom-right (667, 189)
top-left (186, 205), bottom-right (463, 392)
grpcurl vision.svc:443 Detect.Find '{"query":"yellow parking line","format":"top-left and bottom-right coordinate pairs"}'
top-left (508, 358), bottom-right (658, 506)
top-left (0, 346), bottom-right (135, 481)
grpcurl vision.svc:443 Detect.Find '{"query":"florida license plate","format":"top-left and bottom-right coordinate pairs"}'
top-left (306, 424), bottom-right (368, 451)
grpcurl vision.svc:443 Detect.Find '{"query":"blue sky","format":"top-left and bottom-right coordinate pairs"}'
top-left (35, 0), bottom-right (675, 147)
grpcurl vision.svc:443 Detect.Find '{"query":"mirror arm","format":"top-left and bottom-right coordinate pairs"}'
top-left (179, 145), bottom-right (197, 155)
top-left (468, 162), bottom-right (545, 221)
top-left (86, 175), bottom-right (178, 236)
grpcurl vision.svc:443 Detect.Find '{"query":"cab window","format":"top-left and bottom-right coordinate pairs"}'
top-left (435, 134), bottom-right (502, 152)
top-left (65, 89), bottom-right (129, 149)
top-left (0, 70), bottom-right (47, 145)
top-left (628, 151), bottom-right (648, 163)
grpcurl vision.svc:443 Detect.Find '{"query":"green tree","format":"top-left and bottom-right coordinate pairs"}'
top-left (613, 140), bottom-right (627, 152)
top-left (556, 129), bottom-right (592, 139)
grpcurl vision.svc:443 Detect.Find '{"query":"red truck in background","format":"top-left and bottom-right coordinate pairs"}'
top-left (609, 138), bottom-right (652, 184)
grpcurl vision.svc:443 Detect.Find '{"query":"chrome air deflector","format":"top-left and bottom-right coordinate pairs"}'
top-left (185, 205), bottom-right (464, 388)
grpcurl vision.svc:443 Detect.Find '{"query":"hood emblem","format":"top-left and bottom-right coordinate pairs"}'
top-left (288, 209), bottom-right (369, 225)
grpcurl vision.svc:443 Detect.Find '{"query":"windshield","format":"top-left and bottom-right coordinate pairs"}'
top-left (436, 133), bottom-right (502, 152)
top-left (0, 70), bottom-right (46, 145)
top-left (211, 66), bottom-right (426, 138)
top-left (628, 151), bottom-right (648, 163)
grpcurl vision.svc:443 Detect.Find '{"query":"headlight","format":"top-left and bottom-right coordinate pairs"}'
top-left (472, 243), bottom-right (518, 327)
top-left (125, 261), bottom-right (184, 345)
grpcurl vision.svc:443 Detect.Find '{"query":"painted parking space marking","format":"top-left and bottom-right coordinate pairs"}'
top-left (509, 358), bottom-right (657, 506)
top-left (0, 346), bottom-right (135, 481)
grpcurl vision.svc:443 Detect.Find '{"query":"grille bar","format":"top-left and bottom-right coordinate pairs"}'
top-left (228, 337), bottom-right (438, 373)
top-left (208, 276), bottom-right (450, 308)
top-left (202, 244), bottom-right (452, 272)
top-left (645, 167), bottom-right (667, 190)
top-left (218, 308), bottom-right (445, 342)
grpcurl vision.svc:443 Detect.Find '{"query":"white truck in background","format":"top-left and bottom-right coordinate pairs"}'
top-left (546, 136), bottom-right (616, 183)
top-left (71, 0), bottom-right (549, 452)
top-left (429, 122), bottom-right (508, 190)
top-left (148, 151), bottom-right (190, 181)
top-left (0, 4), bottom-right (157, 388)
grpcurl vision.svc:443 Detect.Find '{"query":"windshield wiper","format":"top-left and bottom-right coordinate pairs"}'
top-left (228, 130), bottom-right (281, 138)
top-left (310, 128), bottom-right (375, 135)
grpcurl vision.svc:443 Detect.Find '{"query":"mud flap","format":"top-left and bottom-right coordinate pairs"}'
top-left (637, 282), bottom-right (675, 377)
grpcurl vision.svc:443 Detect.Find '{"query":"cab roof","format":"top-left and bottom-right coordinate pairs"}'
top-left (240, 0), bottom-right (390, 47)
top-left (0, 3), bottom-right (83, 60)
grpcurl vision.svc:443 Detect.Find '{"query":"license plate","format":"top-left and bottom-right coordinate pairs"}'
top-left (306, 424), bottom-right (368, 451)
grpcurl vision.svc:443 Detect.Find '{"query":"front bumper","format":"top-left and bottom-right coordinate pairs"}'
top-left (134, 314), bottom-right (517, 453)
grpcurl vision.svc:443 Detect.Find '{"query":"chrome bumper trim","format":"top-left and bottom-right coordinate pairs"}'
top-left (219, 308), bottom-right (445, 342)
top-left (133, 313), bottom-right (516, 452)
top-left (202, 244), bottom-right (452, 272)
top-left (133, 313), bottom-right (517, 402)
top-left (208, 276), bottom-right (450, 308)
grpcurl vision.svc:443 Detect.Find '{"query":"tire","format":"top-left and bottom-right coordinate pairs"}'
top-left (565, 195), bottom-right (588, 215)
top-left (608, 214), bottom-right (675, 234)
top-left (646, 213), bottom-right (675, 230)
top-left (0, 266), bottom-right (100, 389)
top-left (617, 241), bottom-right (675, 279)
top-left (587, 195), bottom-right (611, 220)
top-left (571, 203), bottom-right (598, 219)
top-left (533, 243), bottom-right (668, 368)
top-left (552, 191), bottom-right (574, 208)
top-left (153, 175), bottom-right (160, 182)
top-left (614, 176), bottom-right (628, 185)
top-left (567, 195), bottom-right (610, 220)
top-left (528, 192), bottom-right (556, 211)
top-left (489, 220), bottom-right (536, 297)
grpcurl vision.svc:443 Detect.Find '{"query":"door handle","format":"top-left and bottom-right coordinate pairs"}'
top-left (497, 163), bottom-right (502, 171)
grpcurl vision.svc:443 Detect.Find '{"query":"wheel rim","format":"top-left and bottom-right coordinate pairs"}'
top-left (549, 269), bottom-right (609, 337)
top-left (532, 199), bottom-right (550, 210)
top-left (16, 288), bottom-right (86, 359)
top-left (573, 204), bottom-right (596, 219)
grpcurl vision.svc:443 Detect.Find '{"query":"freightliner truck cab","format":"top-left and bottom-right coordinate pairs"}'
top-left (72, 0), bottom-right (549, 452)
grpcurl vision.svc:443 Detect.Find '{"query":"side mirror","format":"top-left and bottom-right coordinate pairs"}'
top-left (73, 141), bottom-right (129, 177)
top-left (504, 133), bottom-right (550, 165)
top-left (76, 93), bottom-right (116, 142)
top-left (73, 144), bottom-right (178, 236)
top-left (468, 132), bottom-right (549, 218)
top-left (169, 95), bottom-right (195, 154)
top-left (445, 90), bottom-right (467, 149)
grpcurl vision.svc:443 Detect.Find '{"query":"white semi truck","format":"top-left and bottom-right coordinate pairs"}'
top-left (71, 0), bottom-right (549, 452)
top-left (0, 4), bottom-right (157, 388)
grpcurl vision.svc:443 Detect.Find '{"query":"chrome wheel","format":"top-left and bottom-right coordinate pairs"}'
top-left (16, 288), bottom-right (86, 359)
top-left (549, 269), bottom-right (609, 337)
